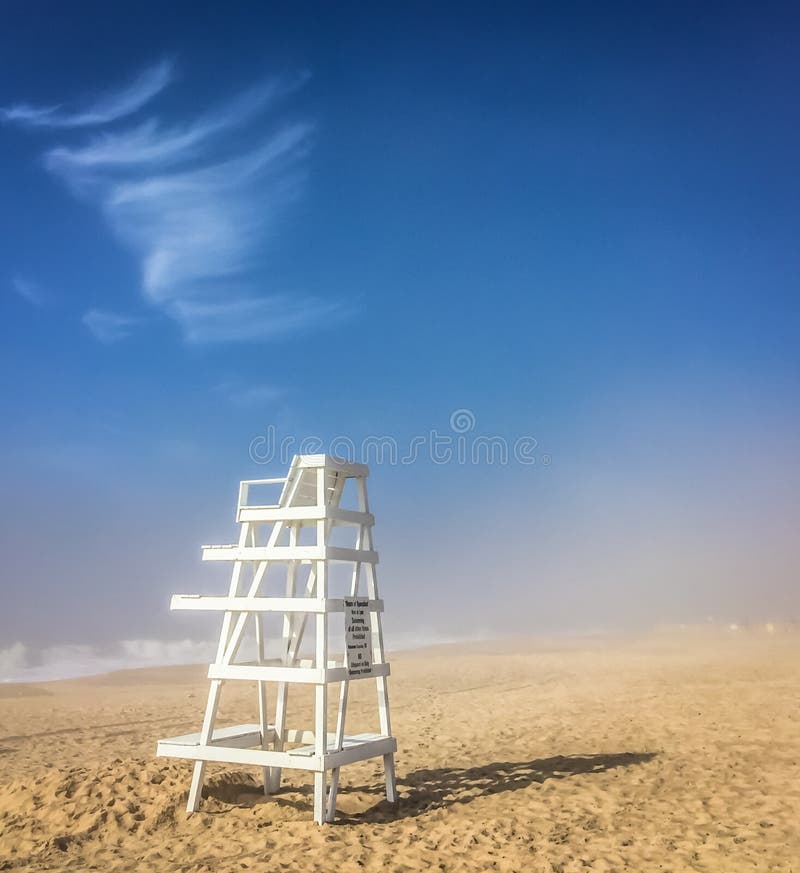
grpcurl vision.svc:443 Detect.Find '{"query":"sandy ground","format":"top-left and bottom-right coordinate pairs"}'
top-left (0, 628), bottom-right (798, 872)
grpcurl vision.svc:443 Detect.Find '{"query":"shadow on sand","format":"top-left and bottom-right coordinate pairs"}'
top-left (204, 751), bottom-right (656, 822)
top-left (339, 751), bottom-right (656, 823)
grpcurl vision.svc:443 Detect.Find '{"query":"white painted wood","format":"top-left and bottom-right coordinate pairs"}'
top-left (314, 771), bottom-right (326, 824)
top-left (254, 609), bottom-right (271, 795)
top-left (158, 742), bottom-right (324, 771)
top-left (325, 735), bottom-right (397, 769)
top-left (207, 662), bottom-right (391, 684)
top-left (159, 723), bottom-right (264, 748)
top-left (159, 733), bottom-right (396, 772)
top-left (383, 752), bottom-right (398, 802)
top-left (313, 475), bottom-right (329, 824)
top-left (201, 544), bottom-right (379, 564)
top-left (269, 519), bottom-right (298, 794)
top-left (296, 454), bottom-right (369, 477)
top-left (156, 454), bottom-right (396, 824)
top-left (208, 664), bottom-right (325, 683)
top-left (171, 595), bottom-right (383, 613)
top-left (237, 478), bottom-right (286, 518)
top-left (358, 475), bottom-right (397, 803)
top-left (238, 505), bottom-right (374, 525)
top-left (326, 521), bottom-right (363, 822)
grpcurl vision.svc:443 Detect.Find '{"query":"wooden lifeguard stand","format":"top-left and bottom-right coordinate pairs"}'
top-left (156, 454), bottom-right (397, 824)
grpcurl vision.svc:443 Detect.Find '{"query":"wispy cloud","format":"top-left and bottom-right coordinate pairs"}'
top-left (103, 124), bottom-right (313, 304)
top-left (215, 381), bottom-right (286, 407)
top-left (0, 59), bottom-right (173, 128)
top-left (82, 308), bottom-right (140, 343)
top-left (5, 63), bottom-right (346, 343)
top-left (44, 76), bottom-right (304, 172)
top-left (10, 275), bottom-right (46, 306)
top-left (169, 292), bottom-right (352, 343)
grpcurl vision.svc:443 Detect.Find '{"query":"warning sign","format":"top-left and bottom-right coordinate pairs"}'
top-left (344, 598), bottom-right (373, 678)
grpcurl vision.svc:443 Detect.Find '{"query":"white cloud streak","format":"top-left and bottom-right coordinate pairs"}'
top-left (0, 59), bottom-right (173, 128)
top-left (6, 64), bottom-right (345, 343)
top-left (11, 275), bottom-right (46, 306)
top-left (82, 308), bottom-right (140, 343)
top-left (216, 382), bottom-right (286, 407)
top-left (44, 76), bottom-right (304, 171)
top-left (171, 294), bottom-right (352, 343)
top-left (104, 124), bottom-right (313, 304)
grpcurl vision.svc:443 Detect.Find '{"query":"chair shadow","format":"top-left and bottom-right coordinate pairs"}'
top-left (337, 751), bottom-right (657, 823)
top-left (201, 751), bottom-right (656, 822)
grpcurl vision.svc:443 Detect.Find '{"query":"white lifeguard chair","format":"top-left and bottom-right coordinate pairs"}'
top-left (156, 454), bottom-right (397, 824)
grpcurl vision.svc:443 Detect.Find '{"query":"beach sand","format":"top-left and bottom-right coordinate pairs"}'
top-left (0, 627), bottom-right (798, 871)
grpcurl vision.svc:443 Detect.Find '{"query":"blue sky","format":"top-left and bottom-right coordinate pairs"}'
top-left (1, 2), bottom-right (798, 677)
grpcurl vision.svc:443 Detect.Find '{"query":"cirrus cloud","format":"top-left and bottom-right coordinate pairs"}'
top-left (82, 308), bottom-right (141, 343)
top-left (0, 59), bottom-right (174, 128)
top-left (4, 61), bottom-right (350, 344)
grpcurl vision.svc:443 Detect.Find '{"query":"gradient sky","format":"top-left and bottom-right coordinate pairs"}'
top-left (1, 2), bottom-right (799, 679)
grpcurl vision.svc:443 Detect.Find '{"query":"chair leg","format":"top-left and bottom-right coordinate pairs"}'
top-left (326, 768), bottom-right (341, 822)
top-left (314, 771), bottom-right (327, 824)
top-left (383, 752), bottom-right (397, 802)
top-left (187, 761), bottom-right (207, 813)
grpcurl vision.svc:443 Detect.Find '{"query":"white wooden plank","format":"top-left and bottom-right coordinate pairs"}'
top-left (207, 662), bottom-right (390, 684)
top-left (171, 595), bottom-right (384, 614)
top-left (172, 595), bottom-right (325, 613)
top-left (165, 727), bottom-right (312, 747)
top-left (314, 771), bottom-right (326, 824)
top-left (209, 663), bottom-right (326, 684)
top-left (327, 512), bottom-right (365, 821)
top-left (296, 454), bottom-right (369, 478)
top-left (358, 475), bottom-right (398, 804)
top-left (331, 546), bottom-right (379, 563)
top-left (237, 506), bottom-right (374, 525)
top-left (201, 545), bottom-right (379, 564)
top-left (324, 736), bottom-right (397, 769)
top-left (204, 659), bottom-right (391, 685)
top-left (202, 544), bottom-right (324, 561)
top-left (254, 611), bottom-right (271, 795)
top-left (239, 477), bottom-right (288, 486)
top-left (159, 734), bottom-right (396, 772)
top-left (383, 752), bottom-right (398, 802)
top-left (313, 475), bottom-right (329, 827)
top-left (157, 742), bottom-right (326, 771)
top-left (160, 723), bottom-right (264, 747)
top-left (270, 520), bottom-right (299, 794)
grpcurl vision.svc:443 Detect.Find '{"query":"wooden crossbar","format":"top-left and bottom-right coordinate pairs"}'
top-left (158, 734), bottom-right (396, 772)
top-left (171, 595), bottom-right (384, 613)
top-left (207, 662), bottom-right (391, 684)
top-left (237, 506), bottom-right (374, 525)
top-left (201, 545), bottom-right (379, 564)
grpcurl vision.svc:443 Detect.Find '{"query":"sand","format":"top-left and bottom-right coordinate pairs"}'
top-left (0, 628), bottom-right (798, 872)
